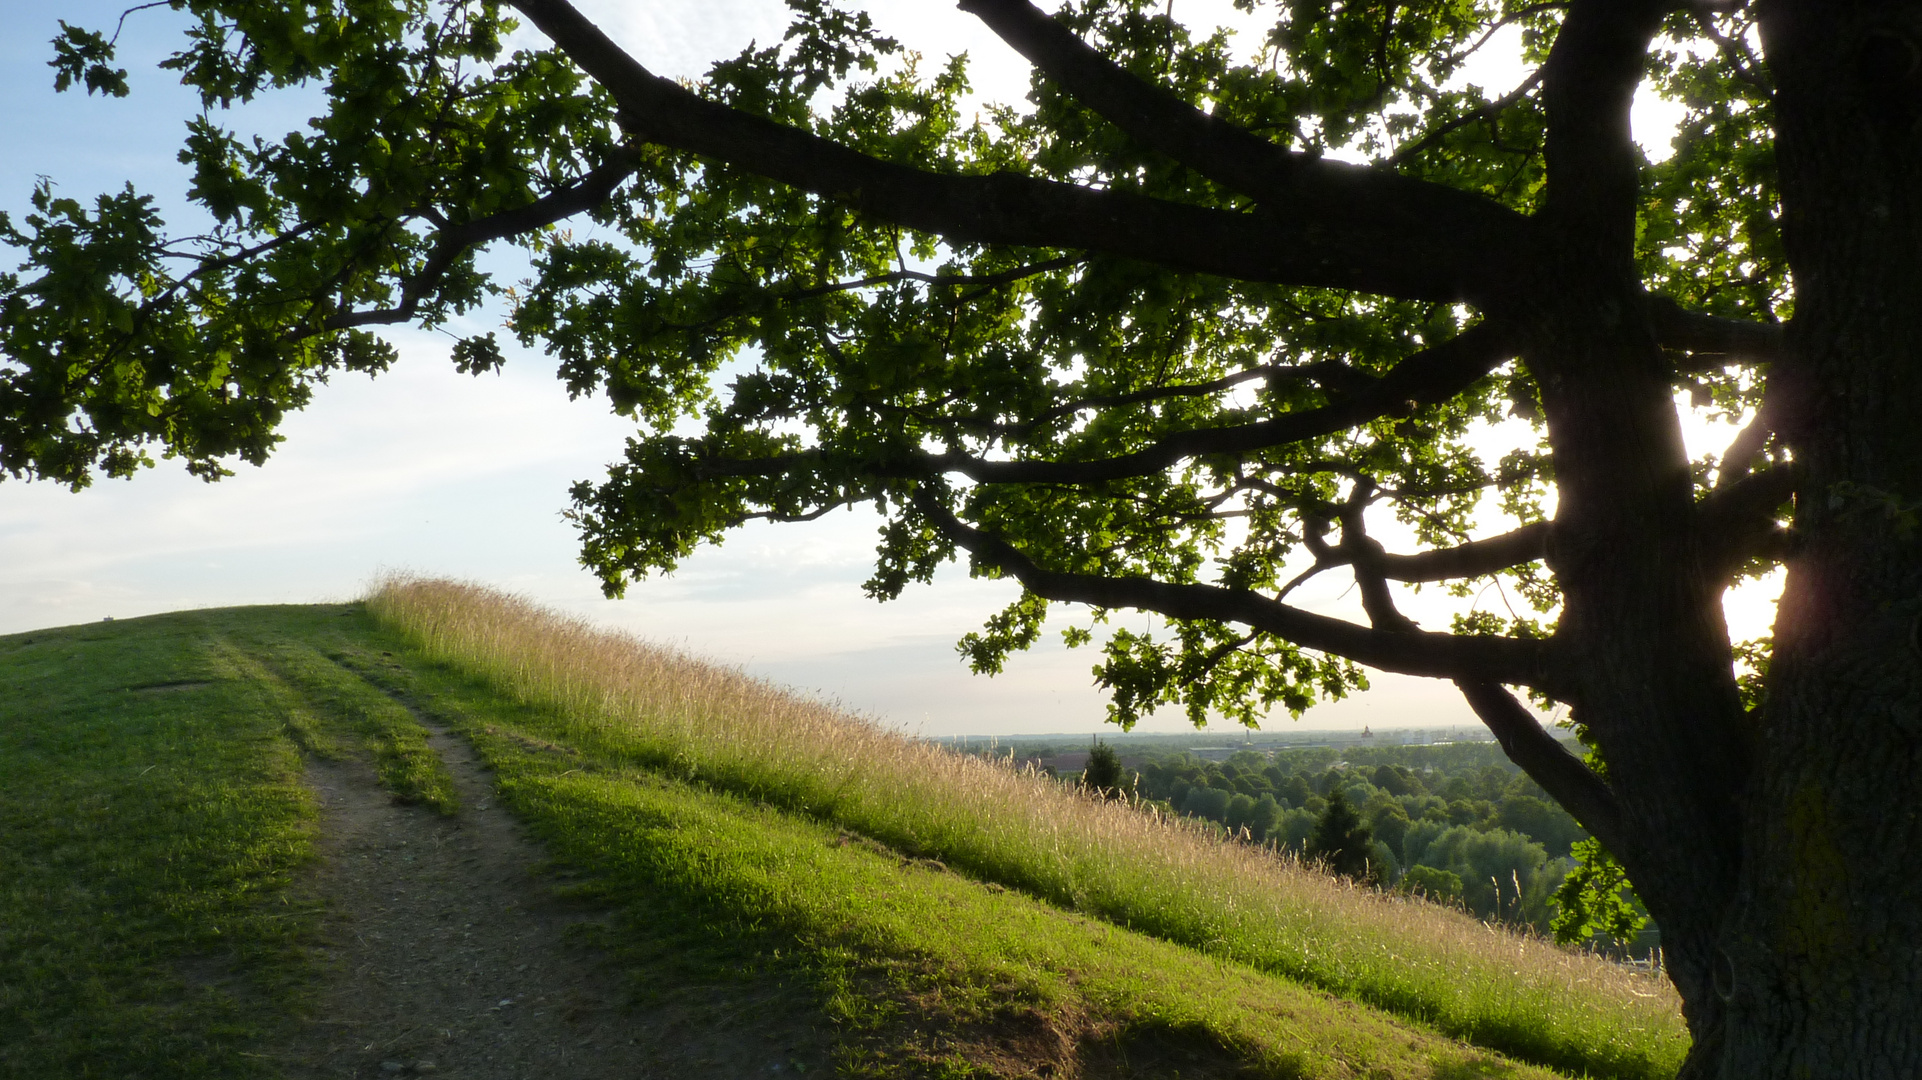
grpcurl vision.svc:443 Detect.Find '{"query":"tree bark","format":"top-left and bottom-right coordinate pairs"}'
top-left (1702, 3), bottom-right (1922, 1074)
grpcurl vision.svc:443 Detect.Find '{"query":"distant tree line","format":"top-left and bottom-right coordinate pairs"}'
top-left (1066, 742), bottom-right (1651, 954)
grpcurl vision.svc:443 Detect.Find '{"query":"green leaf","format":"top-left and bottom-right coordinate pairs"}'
top-left (50, 22), bottom-right (130, 98)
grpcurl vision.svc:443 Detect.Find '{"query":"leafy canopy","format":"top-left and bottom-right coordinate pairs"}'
top-left (3, 0), bottom-right (1782, 732)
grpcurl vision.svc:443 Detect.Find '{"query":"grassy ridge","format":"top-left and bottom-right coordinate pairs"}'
top-left (369, 577), bottom-right (1689, 1079)
top-left (0, 607), bottom-right (458, 1078)
top-left (2, 597), bottom-right (1678, 1078)
top-left (346, 645), bottom-right (1557, 1079)
top-left (0, 613), bottom-right (319, 1077)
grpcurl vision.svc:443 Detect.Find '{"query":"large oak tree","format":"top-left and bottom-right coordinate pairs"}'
top-left (5, 0), bottom-right (1917, 1073)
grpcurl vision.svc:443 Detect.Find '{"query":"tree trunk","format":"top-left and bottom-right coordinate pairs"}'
top-left (1700, 2), bottom-right (1922, 1074)
top-left (1509, 4), bottom-right (1922, 1072)
top-left (1524, 267), bottom-right (1748, 1072)
top-left (1520, 7), bottom-right (1755, 1061)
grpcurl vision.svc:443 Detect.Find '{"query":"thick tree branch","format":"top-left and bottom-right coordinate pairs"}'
top-left (917, 492), bottom-right (1552, 688)
top-left (929, 320), bottom-right (1516, 485)
top-left (1648, 295), bottom-right (1784, 366)
top-left (507, 0), bottom-right (1509, 303)
top-left (1701, 461), bottom-right (1798, 527)
top-left (1699, 461), bottom-right (1801, 578)
top-left (1328, 488), bottom-right (1423, 633)
top-left (1715, 409), bottom-right (1774, 488)
top-left (1454, 680), bottom-right (1633, 860)
top-left (956, 0), bottom-right (1529, 304)
top-left (1379, 521), bottom-right (1551, 581)
top-left (1540, 0), bottom-right (1668, 247)
top-left (1290, 481), bottom-right (1546, 590)
top-left (1710, 354), bottom-right (1799, 492)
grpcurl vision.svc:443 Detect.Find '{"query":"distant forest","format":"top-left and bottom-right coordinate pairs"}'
top-left (955, 736), bottom-right (1657, 956)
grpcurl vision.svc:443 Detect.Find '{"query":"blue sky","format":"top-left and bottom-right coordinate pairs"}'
top-left (0, 1), bottom-right (1773, 736)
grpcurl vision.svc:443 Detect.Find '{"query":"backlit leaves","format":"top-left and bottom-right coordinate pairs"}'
top-left (4, 0), bottom-right (1780, 729)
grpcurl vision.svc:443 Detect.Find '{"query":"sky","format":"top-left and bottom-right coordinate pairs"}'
top-left (0, 1), bottom-right (1780, 736)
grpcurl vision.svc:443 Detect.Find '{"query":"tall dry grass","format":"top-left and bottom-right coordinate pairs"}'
top-left (366, 576), bottom-right (1687, 1078)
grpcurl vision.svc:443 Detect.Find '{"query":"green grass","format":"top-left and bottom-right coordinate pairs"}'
top-left (0, 613), bottom-right (313, 1077)
top-left (0, 607), bottom-right (449, 1078)
top-left (368, 578), bottom-right (1688, 1080)
top-left (342, 646), bottom-right (1556, 1079)
top-left (1, 599), bottom-right (1675, 1078)
top-left (209, 621), bottom-right (458, 814)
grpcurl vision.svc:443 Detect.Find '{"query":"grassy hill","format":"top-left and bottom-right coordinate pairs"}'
top-left (0, 586), bottom-right (1687, 1078)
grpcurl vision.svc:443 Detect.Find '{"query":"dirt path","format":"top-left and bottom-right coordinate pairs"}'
top-left (272, 715), bottom-right (835, 1079)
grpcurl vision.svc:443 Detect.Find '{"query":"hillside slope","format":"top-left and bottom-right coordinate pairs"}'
top-left (0, 601), bottom-right (1677, 1078)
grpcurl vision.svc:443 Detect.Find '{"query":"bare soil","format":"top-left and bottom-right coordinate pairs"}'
top-left (270, 715), bottom-right (836, 1079)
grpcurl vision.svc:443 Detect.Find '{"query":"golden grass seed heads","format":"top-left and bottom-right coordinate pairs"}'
top-left (366, 575), bottom-right (1680, 1051)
